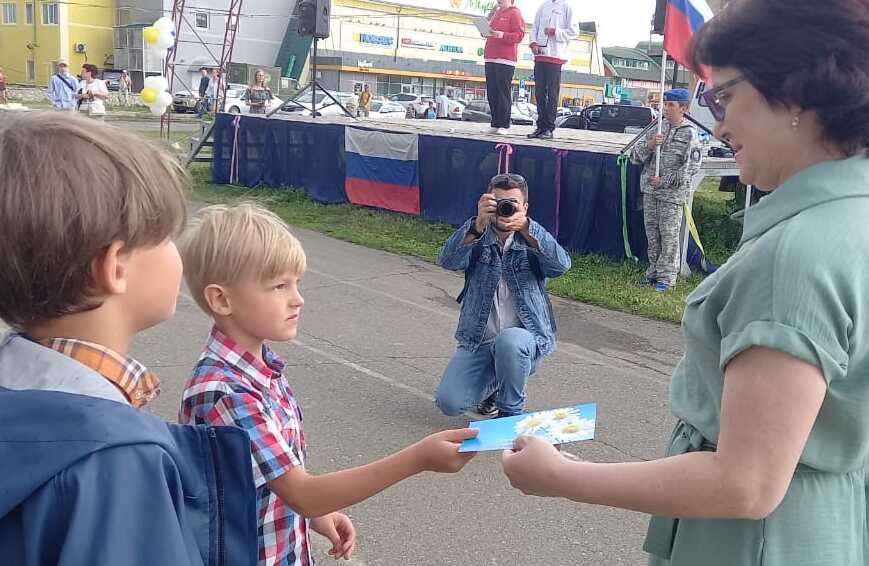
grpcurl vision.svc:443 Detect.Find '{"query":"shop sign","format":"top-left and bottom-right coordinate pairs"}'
top-left (357, 33), bottom-right (393, 46)
top-left (401, 37), bottom-right (437, 49)
top-left (439, 44), bottom-right (463, 54)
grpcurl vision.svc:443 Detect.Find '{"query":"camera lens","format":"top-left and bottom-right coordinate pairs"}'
top-left (496, 199), bottom-right (516, 217)
top-left (496, 199), bottom-right (517, 217)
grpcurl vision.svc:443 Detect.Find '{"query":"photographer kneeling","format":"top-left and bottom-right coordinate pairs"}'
top-left (436, 173), bottom-right (571, 418)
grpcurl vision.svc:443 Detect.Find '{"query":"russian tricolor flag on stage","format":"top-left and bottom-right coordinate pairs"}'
top-left (662, 0), bottom-right (714, 68)
top-left (345, 127), bottom-right (420, 215)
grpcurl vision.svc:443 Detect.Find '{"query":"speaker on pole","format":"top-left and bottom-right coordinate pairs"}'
top-left (298, 0), bottom-right (330, 39)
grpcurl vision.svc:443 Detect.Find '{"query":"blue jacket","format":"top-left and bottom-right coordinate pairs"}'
top-left (0, 389), bottom-right (259, 566)
top-left (438, 217), bottom-right (571, 356)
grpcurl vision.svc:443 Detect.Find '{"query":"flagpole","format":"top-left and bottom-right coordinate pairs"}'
top-left (654, 49), bottom-right (669, 177)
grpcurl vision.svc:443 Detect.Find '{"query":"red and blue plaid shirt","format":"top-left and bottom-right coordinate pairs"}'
top-left (179, 327), bottom-right (312, 566)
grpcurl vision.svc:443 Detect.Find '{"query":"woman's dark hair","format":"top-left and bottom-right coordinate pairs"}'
top-left (81, 63), bottom-right (99, 78)
top-left (690, 0), bottom-right (869, 155)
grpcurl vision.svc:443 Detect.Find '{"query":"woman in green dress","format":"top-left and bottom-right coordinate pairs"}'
top-left (500, 0), bottom-right (869, 564)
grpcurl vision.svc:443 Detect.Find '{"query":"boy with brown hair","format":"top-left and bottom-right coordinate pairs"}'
top-left (0, 113), bottom-right (259, 565)
top-left (178, 203), bottom-right (478, 566)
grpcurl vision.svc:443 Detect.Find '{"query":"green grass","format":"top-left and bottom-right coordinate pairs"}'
top-left (187, 167), bottom-right (742, 323)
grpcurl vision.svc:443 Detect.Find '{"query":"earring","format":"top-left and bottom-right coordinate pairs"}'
top-left (791, 115), bottom-right (801, 129)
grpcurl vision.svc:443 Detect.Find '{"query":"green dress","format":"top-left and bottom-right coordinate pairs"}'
top-left (645, 155), bottom-right (869, 566)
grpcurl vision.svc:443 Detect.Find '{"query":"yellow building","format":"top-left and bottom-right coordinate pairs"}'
top-left (0, 0), bottom-right (115, 84)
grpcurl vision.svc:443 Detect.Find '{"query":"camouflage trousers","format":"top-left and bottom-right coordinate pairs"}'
top-left (643, 195), bottom-right (684, 285)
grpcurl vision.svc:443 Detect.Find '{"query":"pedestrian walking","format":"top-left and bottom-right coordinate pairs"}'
top-left (119, 70), bottom-right (132, 107)
top-left (76, 64), bottom-right (108, 118)
top-left (358, 84), bottom-right (372, 118)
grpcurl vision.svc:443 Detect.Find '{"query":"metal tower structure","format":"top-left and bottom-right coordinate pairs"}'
top-left (160, 0), bottom-right (245, 138)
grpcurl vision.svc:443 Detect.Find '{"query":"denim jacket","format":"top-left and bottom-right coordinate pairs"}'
top-left (439, 217), bottom-right (571, 356)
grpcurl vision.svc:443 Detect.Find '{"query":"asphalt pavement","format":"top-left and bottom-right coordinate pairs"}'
top-left (2, 222), bottom-right (684, 565)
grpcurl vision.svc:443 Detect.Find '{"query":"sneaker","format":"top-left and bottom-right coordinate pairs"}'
top-left (477, 394), bottom-right (499, 417)
top-left (655, 281), bottom-right (671, 292)
top-left (496, 128), bottom-right (509, 135)
top-left (640, 275), bottom-right (657, 287)
top-left (527, 129), bottom-right (543, 139)
top-left (537, 130), bottom-right (554, 140)
top-left (488, 127), bottom-right (500, 134)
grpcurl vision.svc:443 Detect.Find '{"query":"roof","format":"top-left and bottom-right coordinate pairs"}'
top-left (601, 46), bottom-right (655, 62)
top-left (601, 47), bottom-right (661, 82)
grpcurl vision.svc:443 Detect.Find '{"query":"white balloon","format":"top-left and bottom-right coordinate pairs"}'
top-left (144, 75), bottom-right (169, 92)
top-left (149, 104), bottom-right (167, 116)
top-left (155, 33), bottom-right (174, 50)
top-left (156, 91), bottom-right (173, 107)
top-left (153, 17), bottom-right (174, 32)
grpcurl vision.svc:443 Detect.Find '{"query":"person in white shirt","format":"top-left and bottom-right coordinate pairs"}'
top-left (527, 0), bottom-right (577, 139)
top-left (77, 64), bottom-right (108, 118)
top-left (436, 89), bottom-right (451, 119)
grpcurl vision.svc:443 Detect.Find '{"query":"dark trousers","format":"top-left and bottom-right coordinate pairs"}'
top-left (533, 61), bottom-right (563, 133)
top-left (485, 62), bottom-right (515, 129)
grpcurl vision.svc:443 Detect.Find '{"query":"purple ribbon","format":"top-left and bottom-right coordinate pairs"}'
top-left (551, 149), bottom-right (568, 239)
top-left (495, 143), bottom-right (514, 174)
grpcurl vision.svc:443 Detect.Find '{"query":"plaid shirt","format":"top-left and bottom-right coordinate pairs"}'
top-left (39, 337), bottom-right (160, 407)
top-left (179, 327), bottom-right (311, 566)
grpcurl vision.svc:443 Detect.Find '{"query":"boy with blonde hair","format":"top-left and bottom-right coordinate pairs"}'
top-left (179, 203), bottom-right (479, 566)
top-left (0, 113), bottom-right (258, 564)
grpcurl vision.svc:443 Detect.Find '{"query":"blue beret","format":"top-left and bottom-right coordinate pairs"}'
top-left (664, 88), bottom-right (690, 102)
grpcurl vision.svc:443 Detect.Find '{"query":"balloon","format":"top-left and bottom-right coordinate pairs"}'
top-left (153, 17), bottom-right (174, 32)
top-left (156, 91), bottom-right (173, 107)
top-left (149, 104), bottom-right (167, 116)
top-left (143, 27), bottom-right (160, 44)
top-left (140, 87), bottom-right (158, 104)
top-left (155, 33), bottom-right (174, 50)
top-left (144, 76), bottom-right (168, 92)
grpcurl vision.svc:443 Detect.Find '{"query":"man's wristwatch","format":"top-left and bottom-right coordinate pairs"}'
top-left (467, 219), bottom-right (483, 238)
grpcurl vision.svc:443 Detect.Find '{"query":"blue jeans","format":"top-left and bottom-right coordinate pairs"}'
top-left (435, 327), bottom-right (541, 418)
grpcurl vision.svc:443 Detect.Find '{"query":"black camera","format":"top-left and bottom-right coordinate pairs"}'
top-left (496, 199), bottom-right (517, 217)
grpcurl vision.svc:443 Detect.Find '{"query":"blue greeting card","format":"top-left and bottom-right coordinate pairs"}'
top-left (459, 403), bottom-right (596, 452)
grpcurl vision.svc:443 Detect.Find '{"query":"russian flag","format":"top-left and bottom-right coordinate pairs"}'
top-left (663, 0), bottom-right (714, 69)
top-left (345, 127), bottom-right (420, 215)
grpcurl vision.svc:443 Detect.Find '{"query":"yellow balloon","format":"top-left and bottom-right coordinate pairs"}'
top-left (143, 27), bottom-right (160, 44)
top-left (140, 87), bottom-right (158, 104)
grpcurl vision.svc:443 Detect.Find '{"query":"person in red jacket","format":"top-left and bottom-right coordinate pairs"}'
top-left (482, 0), bottom-right (525, 135)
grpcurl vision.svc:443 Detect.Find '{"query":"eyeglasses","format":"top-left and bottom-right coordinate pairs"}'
top-left (489, 173), bottom-right (527, 189)
top-left (701, 76), bottom-right (745, 121)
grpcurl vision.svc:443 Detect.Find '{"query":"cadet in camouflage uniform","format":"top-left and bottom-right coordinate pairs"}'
top-left (630, 88), bottom-right (703, 292)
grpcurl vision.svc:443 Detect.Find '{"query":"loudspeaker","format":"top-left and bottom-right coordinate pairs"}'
top-left (298, 0), bottom-right (330, 39)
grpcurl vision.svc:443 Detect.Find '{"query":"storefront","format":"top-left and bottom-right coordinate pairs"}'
top-left (310, 0), bottom-right (606, 103)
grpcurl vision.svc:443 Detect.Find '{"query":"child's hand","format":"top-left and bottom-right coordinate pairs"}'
top-left (413, 428), bottom-right (479, 473)
top-left (501, 435), bottom-right (570, 497)
top-left (310, 512), bottom-right (356, 560)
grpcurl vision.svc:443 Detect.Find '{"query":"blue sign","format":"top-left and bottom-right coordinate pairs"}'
top-left (359, 33), bottom-right (393, 46)
top-left (519, 80), bottom-right (526, 88)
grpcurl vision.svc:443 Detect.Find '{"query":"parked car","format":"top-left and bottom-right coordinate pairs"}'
top-left (172, 90), bottom-right (198, 113)
top-left (556, 104), bottom-right (654, 133)
top-left (369, 100), bottom-right (406, 119)
top-left (461, 100), bottom-right (536, 126)
top-left (388, 92), bottom-right (425, 109)
top-left (514, 100), bottom-right (538, 121)
top-left (447, 98), bottom-right (466, 120)
top-left (100, 69), bottom-right (123, 92)
top-left (280, 90), bottom-right (356, 116)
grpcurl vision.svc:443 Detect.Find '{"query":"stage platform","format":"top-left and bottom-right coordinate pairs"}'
top-left (211, 112), bottom-right (737, 266)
